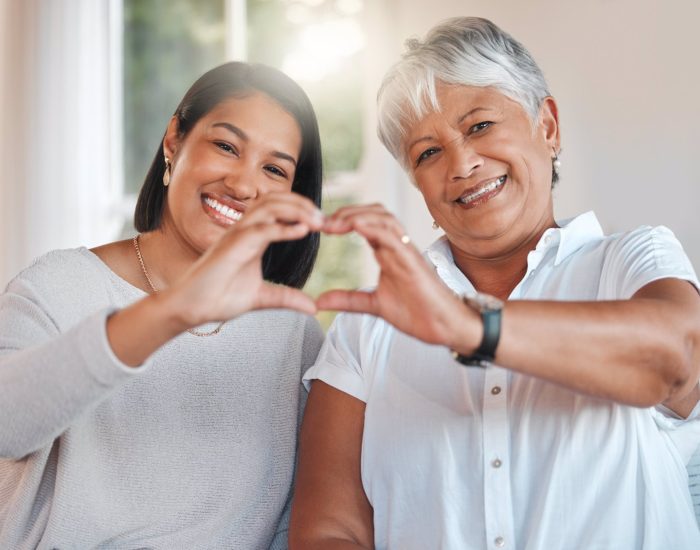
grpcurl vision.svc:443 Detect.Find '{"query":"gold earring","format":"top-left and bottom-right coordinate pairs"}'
top-left (163, 157), bottom-right (171, 187)
top-left (432, 220), bottom-right (439, 230)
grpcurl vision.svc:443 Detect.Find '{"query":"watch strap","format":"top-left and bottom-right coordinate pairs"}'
top-left (452, 305), bottom-right (502, 368)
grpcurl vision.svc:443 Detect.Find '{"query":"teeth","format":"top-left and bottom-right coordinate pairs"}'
top-left (204, 197), bottom-right (242, 221)
top-left (458, 176), bottom-right (506, 204)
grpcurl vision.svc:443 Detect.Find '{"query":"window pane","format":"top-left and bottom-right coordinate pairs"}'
top-left (247, 0), bottom-right (364, 175)
top-left (123, 0), bottom-right (226, 198)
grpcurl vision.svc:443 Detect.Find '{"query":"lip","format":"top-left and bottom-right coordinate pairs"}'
top-left (201, 192), bottom-right (245, 227)
top-left (454, 175), bottom-right (507, 210)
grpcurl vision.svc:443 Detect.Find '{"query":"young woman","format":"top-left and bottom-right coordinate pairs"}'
top-left (0, 61), bottom-right (324, 549)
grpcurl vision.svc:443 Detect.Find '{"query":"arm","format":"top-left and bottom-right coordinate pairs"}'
top-left (494, 278), bottom-right (700, 410)
top-left (318, 205), bottom-right (700, 409)
top-left (108, 193), bottom-right (323, 366)
top-left (289, 381), bottom-right (373, 549)
top-left (0, 193), bottom-right (323, 459)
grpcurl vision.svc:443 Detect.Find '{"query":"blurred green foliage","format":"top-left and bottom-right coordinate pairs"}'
top-left (123, 0), bottom-right (226, 195)
top-left (303, 196), bottom-right (364, 330)
top-left (246, 0), bottom-right (363, 174)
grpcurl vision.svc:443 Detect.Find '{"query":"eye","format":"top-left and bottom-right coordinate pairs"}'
top-left (468, 121), bottom-right (493, 135)
top-left (264, 164), bottom-right (288, 179)
top-left (415, 147), bottom-right (441, 167)
top-left (214, 141), bottom-right (238, 155)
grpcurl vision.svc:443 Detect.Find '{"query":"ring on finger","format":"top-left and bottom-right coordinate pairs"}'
top-left (400, 234), bottom-right (411, 245)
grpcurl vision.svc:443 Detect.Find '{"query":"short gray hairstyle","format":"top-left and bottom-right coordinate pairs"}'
top-left (377, 17), bottom-right (551, 169)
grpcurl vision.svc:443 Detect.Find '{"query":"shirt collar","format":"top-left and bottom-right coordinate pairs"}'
top-left (551, 211), bottom-right (604, 265)
top-left (424, 211), bottom-right (605, 289)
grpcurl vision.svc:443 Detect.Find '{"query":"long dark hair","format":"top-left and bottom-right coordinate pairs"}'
top-left (134, 62), bottom-right (322, 289)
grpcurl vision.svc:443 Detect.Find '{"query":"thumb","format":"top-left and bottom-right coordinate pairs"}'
top-left (256, 282), bottom-right (318, 315)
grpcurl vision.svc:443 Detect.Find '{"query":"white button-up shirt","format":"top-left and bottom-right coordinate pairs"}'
top-left (304, 212), bottom-right (700, 550)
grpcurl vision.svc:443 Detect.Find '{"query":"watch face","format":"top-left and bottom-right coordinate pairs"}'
top-left (465, 292), bottom-right (504, 312)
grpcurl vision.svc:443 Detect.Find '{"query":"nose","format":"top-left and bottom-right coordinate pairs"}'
top-left (446, 139), bottom-right (483, 181)
top-left (223, 164), bottom-right (269, 201)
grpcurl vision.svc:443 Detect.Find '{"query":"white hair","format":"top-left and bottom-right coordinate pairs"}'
top-left (377, 17), bottom-right (551, 169)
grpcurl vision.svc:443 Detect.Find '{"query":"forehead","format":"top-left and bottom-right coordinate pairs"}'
top-left (198, 92), bottom-right (302, 151)
top-left (401, 84), bottom-right (527, 147)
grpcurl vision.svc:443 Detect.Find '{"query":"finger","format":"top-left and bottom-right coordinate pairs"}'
top-left (243, 193), bottom-right (324, 230)
top-left (315, 289), bottom-right (379, 315)
top-left (238, 221), bottom-right (312, 250)
top-left (351, 217), bottom-right (415, 254)
top-left (257, 283), bottom-right (318, 315)
top-left (323, 203), bottom-right (389, 233)
top-left (325, 208), bottom-right (405, 238)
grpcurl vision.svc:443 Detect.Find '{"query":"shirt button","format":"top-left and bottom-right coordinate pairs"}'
top-left (495, 536), bottom-right (505, 547)
top-left (544, 235), bottom-right (552, 245)
top-left (491, 386), bottom-right (501, 395)
top-left (491, 458), bottom-right (502, 468)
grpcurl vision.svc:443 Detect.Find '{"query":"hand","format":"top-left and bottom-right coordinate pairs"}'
top-left (164, 192), bottom-right (324, 327)
top-left (318, 204), bottom-right (480, 349)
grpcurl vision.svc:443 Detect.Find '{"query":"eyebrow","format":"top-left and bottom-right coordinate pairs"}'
top-left (212, 122), bottom-right (297, 166)
top-left (406, 107), bottom-right (491, 151)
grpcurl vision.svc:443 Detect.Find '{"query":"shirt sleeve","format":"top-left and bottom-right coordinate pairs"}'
top-left (602, 227), bottom-right (700, 461)
top-left (302, 312), bottom-right (370, 403)
top-left (0, 268), bottom-right (149, 460)
top-left (651, 401), bottom-right (700, 465)
top-left (602, 225), bottom-right (699, 299)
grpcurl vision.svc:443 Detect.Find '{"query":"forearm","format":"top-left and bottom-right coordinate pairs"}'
top-left (0, 309), bottom-right (142, 459)
top-left (291, 538), bottom-right (372, 550)
top-left (455, 297), bottom-right (700, 406)
top-left (106, 290), bottom-right (191, 367)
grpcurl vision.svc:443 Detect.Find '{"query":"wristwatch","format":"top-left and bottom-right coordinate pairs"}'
top-left (451, 292), bottom-right (504, 368)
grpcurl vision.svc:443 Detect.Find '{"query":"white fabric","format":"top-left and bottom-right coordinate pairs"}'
top-left (304, 211), bottom-right (700, 550)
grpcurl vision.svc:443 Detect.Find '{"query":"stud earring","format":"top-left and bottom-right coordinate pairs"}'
top-left (163, 157), bottom-right (171, 187)
top-left (432, 220), bottom-right (440, 230)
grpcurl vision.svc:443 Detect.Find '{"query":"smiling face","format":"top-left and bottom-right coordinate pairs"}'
top-left (404, 83), bottom-right (560, 259)
top-left (160, 91), bottom-right (303, 252)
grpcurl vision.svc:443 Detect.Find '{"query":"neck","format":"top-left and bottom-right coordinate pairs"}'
top-left (136, 223), bottom-right (201, 290)
top-left (449, 217), bottom-right (557, 301)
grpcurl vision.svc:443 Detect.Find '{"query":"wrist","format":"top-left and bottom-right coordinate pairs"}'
top-left (444, 293), bottom-right (483, 354)
top-left (152, 288), bottom-right (203, 333)
top-left (449, 292), bottom-right (504, 367)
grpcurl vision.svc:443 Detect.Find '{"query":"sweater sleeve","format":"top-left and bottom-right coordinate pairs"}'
top-left (0, 268), bottom-right (149, 460)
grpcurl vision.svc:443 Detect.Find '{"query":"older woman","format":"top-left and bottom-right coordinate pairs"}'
top-left (290, 17), bottom-right (700, 550)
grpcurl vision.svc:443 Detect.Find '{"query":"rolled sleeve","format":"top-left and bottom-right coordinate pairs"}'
top-left (303, 312), bottom-right (369, 403)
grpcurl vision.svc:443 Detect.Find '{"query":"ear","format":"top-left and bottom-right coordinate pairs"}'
top-left (539, 96), bottom-right (560, 153)
top-left (162, 116), bottom-right (181, 161)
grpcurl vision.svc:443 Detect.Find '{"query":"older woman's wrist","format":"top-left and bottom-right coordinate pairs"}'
top-left (443, 294), bottom-right (483, 355)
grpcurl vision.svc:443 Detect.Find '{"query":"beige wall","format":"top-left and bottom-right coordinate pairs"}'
top-left (358, 0), bottom-right (700, 272)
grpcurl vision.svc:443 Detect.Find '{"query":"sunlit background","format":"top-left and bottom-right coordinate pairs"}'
top-left (1, 0), bottom-right (700, 333)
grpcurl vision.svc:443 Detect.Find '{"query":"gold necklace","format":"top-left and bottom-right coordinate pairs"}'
top-left (132, 235), bottom-right (226, 337)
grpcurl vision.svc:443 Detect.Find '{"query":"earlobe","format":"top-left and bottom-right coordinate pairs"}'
top-left (539, 97), bottom-right (560, 150)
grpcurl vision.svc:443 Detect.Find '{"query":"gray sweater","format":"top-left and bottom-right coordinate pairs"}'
top-left (0, 248), bottom-right (324, 549)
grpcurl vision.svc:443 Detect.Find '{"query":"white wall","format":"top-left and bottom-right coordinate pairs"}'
top-left (0, 0), bottom-right (120, 289)
top-left (358, 0), bottom-right (700, 273)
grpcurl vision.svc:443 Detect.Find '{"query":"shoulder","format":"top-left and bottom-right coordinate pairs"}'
top-left (4, 247), bottom-right (122, 324)
top-left (601, 224), bottom-right (690, 269)
top-left (7, 248), bottom-right (102, 293)
top-left (325, 310), bottom-right (395, 360)
top-left (598, 225), bottom-right (697, 298)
